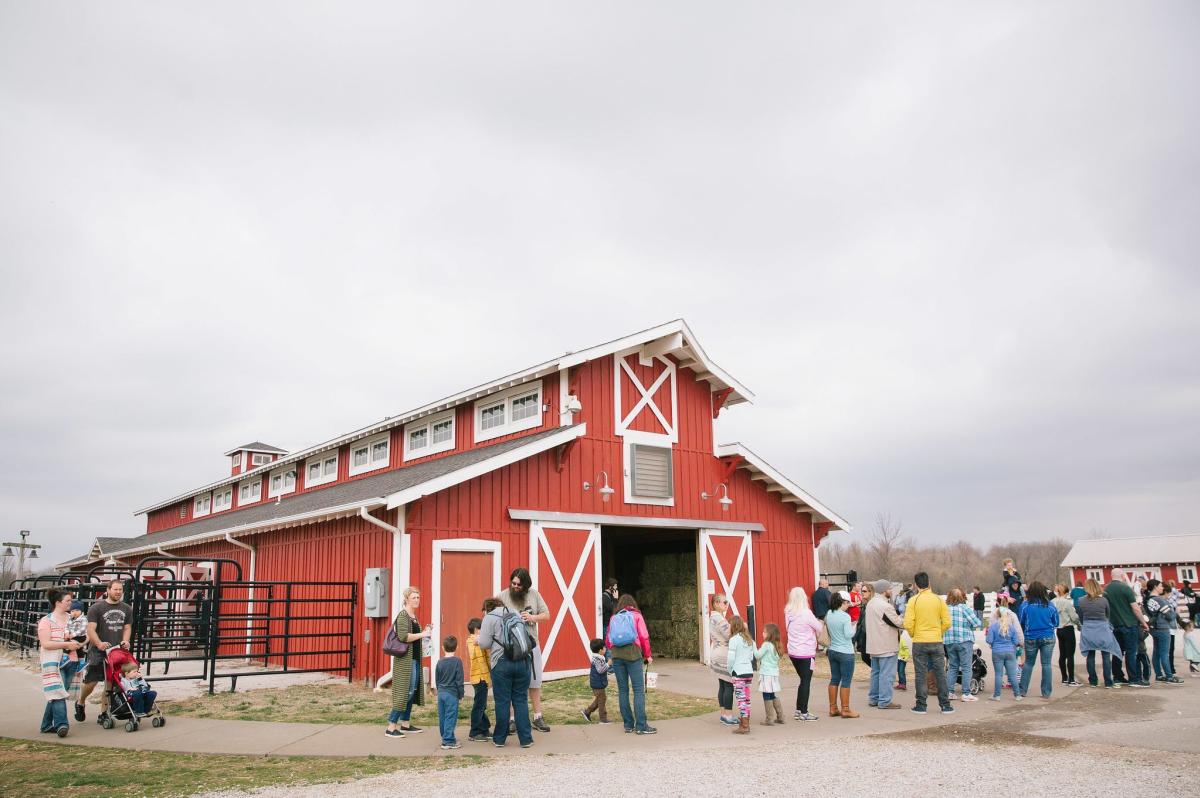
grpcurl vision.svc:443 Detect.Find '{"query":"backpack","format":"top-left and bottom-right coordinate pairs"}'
top-left (608, 609), bottom-right (637, 647)
top-left (498, 608), bottom-right (534, 661)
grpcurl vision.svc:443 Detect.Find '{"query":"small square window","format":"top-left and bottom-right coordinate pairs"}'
top-left (511, 392), bottom-right (539, 421)
top-left (251, 453), bottom-right (271, 466)
top-left (1178, 565), bottom-right (1198, 583)
top-left (480, 403), bottom-right (505, 430)
top-left (431, 419), bottom-right (453, 444)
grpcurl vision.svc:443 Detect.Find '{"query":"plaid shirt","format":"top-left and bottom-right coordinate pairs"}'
top-left (943, 602), bottom-right (981, 644)
top-left (467, 638), bottom-right (490, 685)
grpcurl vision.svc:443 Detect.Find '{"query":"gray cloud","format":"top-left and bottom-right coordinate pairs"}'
top-left (1, 2), bottom-right (1197, 565)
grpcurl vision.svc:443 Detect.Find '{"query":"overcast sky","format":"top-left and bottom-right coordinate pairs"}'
top-left (2, 3), bottom-right (1197, 567)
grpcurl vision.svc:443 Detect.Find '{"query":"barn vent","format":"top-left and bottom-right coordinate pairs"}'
top-left (631, 444), bottom-right (673, 499)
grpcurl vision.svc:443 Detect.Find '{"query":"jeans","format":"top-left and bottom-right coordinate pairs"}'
top-left (491, 657), bottom-right (533, 745)
top-left (974, 609), bottom-right (984, 625)
top-left (991, 651), bottom-right (1019, 698)
top-left (1056, 626), bottom-right (1077, 682)
top-left (897, 658), bottom-right (907, 686)
top-left (946, 641), bottom-right (973, 696)
top-left (1085, 650), bottom-right (1113, 687)
top-left (828, 650), bottom-right (855, 688)
top-left (1150, 630), bottom-right (1173, 679)
top-left (437, 689), bottom-right (459, 745)
top-left (868, 654), bottom-right (897, 706)
top-left (387, 659), bottom-right (420, 724)
top-left (1018, 637), bottom-right (1056, 697)
top-left (612, 657), bottom-right (648, 731)
top-left (40, 699), bottom-right (67, 733)
top-left (912, 642), bottom-right (950, 710)
top-left (469, 681), bottom-right (490, 737)
top-left (128, 688), bottom-right (157, 715)
top-left (1113, 625), bottom-right (1143, 683)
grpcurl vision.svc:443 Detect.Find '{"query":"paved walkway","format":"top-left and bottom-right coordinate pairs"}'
top-left (0, 653), bottom-right (1074, 758)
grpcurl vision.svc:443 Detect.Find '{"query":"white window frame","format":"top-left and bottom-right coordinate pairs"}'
top-left (1177, 565), bottom-right (1198, 583)
top-left (212, 487), bottom-right (233, 512)
top-left (267, 465), bottom-right (297, 498)
top-left (304, 450), bottom-right (339, 488)
top-left (1084, 568), bottom-right (1105, 584)
top-left (250, 453), bottom-right (272, 466)
top-left (621, 431), bottom-right (675, 507)
top-left (238, 479), bottom-right (262, 505)
top-left (349, 432), bottom-right (391, 477)
top-left (231, 452), bottom-right (241, 468)
top-left (193, 493), bottom-right (212, 518)
top-left (473, 381), bottom-right (544, 443)
top-left (403, 410), bottom-right (456, 461)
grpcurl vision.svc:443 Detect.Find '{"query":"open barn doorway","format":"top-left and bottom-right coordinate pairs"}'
top-left (600, 526), bottom-right (700, 661)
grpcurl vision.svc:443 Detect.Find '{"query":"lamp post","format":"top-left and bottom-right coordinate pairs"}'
top-left (2, 529), bottom-right (41, 581)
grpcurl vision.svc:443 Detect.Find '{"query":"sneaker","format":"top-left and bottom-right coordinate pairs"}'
top-left (401, 724), bottom-right (424, 733)
top-left (56, 726), bottom-right (69, 738)
top-left (74, 703), bottom-right (85, 722)
top-left (947, 693), bottom-right (958, 701)
top-left (493, 741), bottom-right (505, 748)
top-left (988, 695), bottom-right (1000, 701)
top-left (384, 729), bottom-right (404, 738)
top-left (520, 741), bottom-right (534, 748)
top-left (1104, 683), bottom-right (1117, 689)
top-left (895, 684), bottom-right (907, 691)
top-left (962, 694), bottom-right (978, 702)
top-left (911, 706), bottom-right (927, 715)
top-left (1167, 676), bottom-right (1184, 684)
top-left (799, 713), bottom-right (819, 721)
top-left (624, 727), bottom-right (634, 733)
top-left (581, 710), bottom-right (591, 723)
top-left (1129, 681), bottom-right (1151, 689)
top-left (940, 706), bottom-right (955, 714)
top-left (793, 711), bottom-right (803, 720)
top-left (1014, 694), bottom-right (1024, 701)
top-left (878, 703), bottom-right (901, 709)
top-left (867, 702), bottom-right (877, 708)
top-left (719, 716), bottom-right (738, 726)
top-left (531, 716), bottom-right (551, 733)
top-left (636, 726), bottom-right (658, 735)
top-left (468, 734), bottom-right (489, 742)
top-left (440, 742), bottom-right (461, 750)
top-left (598, 719), bottom-right (611, 724)
top-left (1067, 680), bottom-right (1082, 687)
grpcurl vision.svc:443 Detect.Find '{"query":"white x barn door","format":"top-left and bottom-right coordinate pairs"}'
top-left (530, 521), bottom-right (601, 678)
top-left (700, 529), bottom-right (756, 664)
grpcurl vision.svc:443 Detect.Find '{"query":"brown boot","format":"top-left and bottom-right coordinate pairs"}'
top-left (772, 698), bottom-right (785, 724)
top-left (828, 684), bottom-right (841, 717)
top-left (733, 716), bottom-right (750, 734)
top-left (839, 687), bottom-right (860, 718)
top-left (760, 699), bottom-right (775, 726)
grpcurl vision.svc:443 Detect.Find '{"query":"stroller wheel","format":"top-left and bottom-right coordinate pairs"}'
top-left (125, 720), bottom-right (138, 733)
top-left (102, 717), bottom-right (114, 730)
top-left (152, 716), bottom-right (163, 728)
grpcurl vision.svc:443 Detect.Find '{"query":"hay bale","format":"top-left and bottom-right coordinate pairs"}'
top-left (668, 586), bottom-right (698, 621)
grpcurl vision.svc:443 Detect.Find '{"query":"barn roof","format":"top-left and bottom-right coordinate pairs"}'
top-left (87, 425), bottom-right (585, 566)
top-left (223, 442), bottom-right (288, 456)
top-left (137, 319), bottom-right (750, 516)
top-left (715, 442), bottom-right (851, 530)
top-left (1061, 533), bottom-right (1200, 568)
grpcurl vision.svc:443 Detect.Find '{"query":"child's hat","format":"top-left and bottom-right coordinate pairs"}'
top-left (70, 600), bottom-right (86, 612)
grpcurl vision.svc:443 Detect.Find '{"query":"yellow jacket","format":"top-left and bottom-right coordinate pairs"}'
top-left (903, 589), bottom-right (951, 643)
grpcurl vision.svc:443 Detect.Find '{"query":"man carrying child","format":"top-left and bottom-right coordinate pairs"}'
top-left (435, 636), bottom-right (464, 750)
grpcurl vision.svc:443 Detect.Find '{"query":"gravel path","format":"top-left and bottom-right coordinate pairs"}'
top-left (201, 735), bottom-right (1184, 798)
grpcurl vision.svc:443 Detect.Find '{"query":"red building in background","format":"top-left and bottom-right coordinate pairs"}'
top-left (59, 320), bottom-right (849, 684)
top-left (1062, 533), bottom-right (1200, 588)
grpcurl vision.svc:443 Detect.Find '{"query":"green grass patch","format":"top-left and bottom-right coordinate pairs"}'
top-left (0, 737), bottom-right (477, 797)
top-left (162, 675), bottom-right (715, 727)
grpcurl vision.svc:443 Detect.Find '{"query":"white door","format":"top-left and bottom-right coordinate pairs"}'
top-left (699, 529), bottom-right (755, 665)
top-left (530, 521), bottom-right (602, 679)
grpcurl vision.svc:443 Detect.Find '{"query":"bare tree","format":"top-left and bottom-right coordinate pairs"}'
top-left (867, 513), bottom-right (909, 579)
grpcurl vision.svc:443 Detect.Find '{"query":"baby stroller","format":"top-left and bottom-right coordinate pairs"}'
top-left (969, 647), bottom-right (988, 695)
top-left (98, 647), bottom-right (166, 732)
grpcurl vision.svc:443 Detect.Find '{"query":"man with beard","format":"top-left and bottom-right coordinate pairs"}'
top-left (76, 579), bottom-right (132, 722)
top-left (500, 567), bottom-right (551, 732)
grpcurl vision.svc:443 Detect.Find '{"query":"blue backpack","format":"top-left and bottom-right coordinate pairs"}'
top-left (608, 609), bottom-right (637, 647)
top-left (499, 608), bottom-right (535, 661)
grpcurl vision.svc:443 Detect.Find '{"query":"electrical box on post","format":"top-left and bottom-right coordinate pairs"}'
top-left (364, 568), bottom-right (390, 618)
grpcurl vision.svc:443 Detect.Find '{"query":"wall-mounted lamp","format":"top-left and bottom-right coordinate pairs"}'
top-left (701, 483), bottom-right (733, 512)
top-left (583, 471), bottom-right (615, 503)
top-left (560, 394), bottom-right (583, 415)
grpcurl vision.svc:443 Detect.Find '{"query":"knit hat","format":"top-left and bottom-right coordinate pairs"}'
top-left (70, 600), bottom-right (86, 613)
top-left (872, 579), bottom-right (891, 594)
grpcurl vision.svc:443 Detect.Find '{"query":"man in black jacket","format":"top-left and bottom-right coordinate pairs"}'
top-left (812, 578), bottom-right (832, 621)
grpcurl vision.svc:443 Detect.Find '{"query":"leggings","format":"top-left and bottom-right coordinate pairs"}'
top-left (789, 656), bottom-right (814, 713)
top-left (732, 675), bottom-right (753, 718)
top-left (717, 679), bottom-right (733, 711)
top-left (1056, 627), bottom-right (1077, 682)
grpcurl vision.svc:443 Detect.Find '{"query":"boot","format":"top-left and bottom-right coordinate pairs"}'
top-left (733, 716), bottom-right (750, 734)
top-left (839, 687), bottom-right (860, 718)
top-left (828, 684), bottom-right (841, 717)
top-left (760, 700), bottom-right (775, 726)
top-left (772, 698), bottom-right (785, 724)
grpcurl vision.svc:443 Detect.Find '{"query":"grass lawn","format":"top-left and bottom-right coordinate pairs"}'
top-left (162, 675), bottom-right (715, 727)
top-left (0, 737), bottom-right (474, 797)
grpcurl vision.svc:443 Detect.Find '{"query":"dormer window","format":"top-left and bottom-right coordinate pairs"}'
top-left (250, 453), bottom-right (272, 467)
top-left (403, 410), bottom-right (456, 461)
top-left (213, 488), bottom-right (233, 512)
top-left (238, 479), bottom-right (262, 505)
top-left (268, 466), bottom-right (297, 498)
top-left (231, 452), bottom-right (242, 468)
top-left (193, 493), bottom-right (212, 518)
top-left (473, 381), bottom-right (543, 443)
top-left (349, 433), bottom-right (390, 477)
top-left (305, 452), bottom-right (338, 488)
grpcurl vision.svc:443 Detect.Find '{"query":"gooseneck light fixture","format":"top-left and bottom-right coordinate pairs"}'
top-left (701, 483), bottom-right (733, 512)
top-left (583, 471), bottom-right (616, 503)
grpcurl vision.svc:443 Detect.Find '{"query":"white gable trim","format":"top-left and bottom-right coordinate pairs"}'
top-left (715, 442), bottom-right (851, 531)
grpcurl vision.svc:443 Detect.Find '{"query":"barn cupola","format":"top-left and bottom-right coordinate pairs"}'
top-left (225, 442), bottom-right (288, 476)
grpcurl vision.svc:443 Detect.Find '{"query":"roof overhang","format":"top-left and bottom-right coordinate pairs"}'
top-left (136, 319), bottom-right (749, 516)
top-left (715, 443), bottom-right (851, 531)
top-left (508, 509), bottom-right (765, 532)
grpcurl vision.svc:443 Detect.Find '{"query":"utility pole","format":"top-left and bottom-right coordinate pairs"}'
top-left (2, 529), bottom-right (41, 582)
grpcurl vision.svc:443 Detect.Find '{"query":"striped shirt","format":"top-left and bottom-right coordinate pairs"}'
top-left (943, 602), bottom-right (981, 644)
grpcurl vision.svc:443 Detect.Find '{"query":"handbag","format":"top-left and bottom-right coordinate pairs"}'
top-left (382, 621), bottom-right (409, 658)
top-left (817, 621), bottom-right (831, 648)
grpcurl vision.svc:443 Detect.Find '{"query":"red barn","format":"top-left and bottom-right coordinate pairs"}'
top-left (1062, 533), bottom-right (1200, 588)
top-left (60, 320), bottom-right (848, 683)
